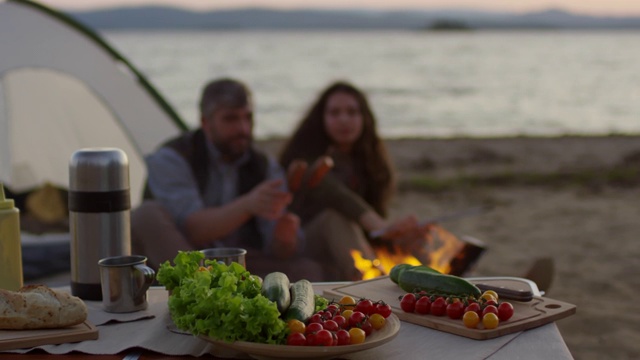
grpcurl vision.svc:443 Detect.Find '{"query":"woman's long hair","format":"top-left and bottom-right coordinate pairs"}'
top-left (279, 81), bottom-right (394, 217)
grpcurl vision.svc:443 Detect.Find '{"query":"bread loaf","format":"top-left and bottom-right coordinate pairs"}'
top-left (0, 285), bottom-right (88, 329)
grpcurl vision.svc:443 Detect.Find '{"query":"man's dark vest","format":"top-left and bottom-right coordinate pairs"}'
top-left (145, 129), bottom-right (268, 249)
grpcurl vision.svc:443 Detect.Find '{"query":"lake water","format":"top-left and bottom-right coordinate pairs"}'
top-left (103, 30), bottom-right (640, 139)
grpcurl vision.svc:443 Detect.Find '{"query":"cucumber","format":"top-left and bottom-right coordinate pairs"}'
top-left (284, 279), bottom-right (315, 322)
top-left (389, 264), bottom-right (440, 284)
top-left (389, 264), bottom-right (413, 284)
top-left (261, 272), bottom-right (291, 314)
top-left (398, 268), bottom-right (481, 298)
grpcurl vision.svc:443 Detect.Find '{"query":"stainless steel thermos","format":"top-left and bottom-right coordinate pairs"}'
top-left (69, 148), bottom-right (132, 300)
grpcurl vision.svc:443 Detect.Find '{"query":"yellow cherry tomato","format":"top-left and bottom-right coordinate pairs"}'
top-left (287, 319), bottom-right (305, 334)
top-left (342, 309), bottom-right (354, 322)
top-left (480, 294), bottom-right (496, 302)
top-left (369, 313), bottom-right (386, 330)
top-left (339, 295), bottom-right (357, 311)
top-left (482, 290), bottom-right (499, 301)
top-left (463, 311), bottom-right (480, 329)
top-left (349, 327), bottom-right (366, 344)
top-left (482, 312), bottom-right (500, 329)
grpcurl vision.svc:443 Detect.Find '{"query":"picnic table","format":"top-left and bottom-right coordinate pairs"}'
top-left (2, 280), bottom-right (573, 359)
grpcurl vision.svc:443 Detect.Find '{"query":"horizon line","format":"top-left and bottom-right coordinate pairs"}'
top-left (58, 5), bottom-right (640, 19)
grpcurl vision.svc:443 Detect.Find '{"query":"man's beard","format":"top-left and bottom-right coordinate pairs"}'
top-left (214, 135), bottom-right (252, 161)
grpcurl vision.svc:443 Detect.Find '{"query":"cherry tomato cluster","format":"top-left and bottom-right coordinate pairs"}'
top-left (399, 290), bottom-right (515, 330)
top-left (286, 296), bottom-right (391, 346)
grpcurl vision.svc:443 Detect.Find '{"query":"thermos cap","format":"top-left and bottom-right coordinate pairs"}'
top-left (69, 148), bottom-right (130, 192)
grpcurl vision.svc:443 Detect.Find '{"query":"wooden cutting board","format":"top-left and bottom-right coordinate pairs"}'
top-left (323, 276), bottom-right (576, 340)
top-left (0, 321), bottom-right (98, 351)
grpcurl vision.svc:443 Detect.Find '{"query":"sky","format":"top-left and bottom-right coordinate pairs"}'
top-left (36, 0), bottom-right (640, 17)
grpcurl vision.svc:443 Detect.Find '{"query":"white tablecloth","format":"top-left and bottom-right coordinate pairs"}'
top-left (5, 286), bottom-right (573, 359)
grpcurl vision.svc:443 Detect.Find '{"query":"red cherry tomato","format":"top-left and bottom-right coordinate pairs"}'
top-left (314, 329), bottom-right (333, 346)
top-left (446, 301), bottom-right (465, 319)
top-left (430, 297), bottom-right (447, 316)
top-left (287, 332), bottom-right (306, 346)
top-left (355, 299), bottom-right (375, 315)
top-left (305, 322), bottom-right (323, 335)
top-left (464, 302), bottom-right (482, 317)
top-left (327, 304), bottom-right (340, 315)
top-left (333, 315), bottom-right (347, 329)
top-left (375, 302), bottom-right (393, 318)
top-left (348, 311), bottom-right (367, 328)
top-left (309, 313), bottom-right (323, 324)
top-left (321, 310), bottom-right (334, 320)
top-left (322, 320), bottom-right (339, 332)
top-left (336, 329), bottom-right (351, 346)
top-left (415, 296), bottom-right (431, 315)
top-left (331, 331), bottom-right (338, 346)
top-left (306, 332), bottom-right (317, 345)
top-left (498, 302), bottom-right (515, 321)
top-left (400, 293), bottom-right (417, 313)
top-left (360, 320), bottom-right (373, 336)
top-left (485, 299), bottom-right (498, 307)
top-left (482, 305), bottom-right (499, 318)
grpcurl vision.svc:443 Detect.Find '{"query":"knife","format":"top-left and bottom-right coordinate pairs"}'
top-left (474, 283), bottom-right (534, 302)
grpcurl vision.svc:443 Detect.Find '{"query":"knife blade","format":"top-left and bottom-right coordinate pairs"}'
top-left (475, 283), bottom-right (534, 302)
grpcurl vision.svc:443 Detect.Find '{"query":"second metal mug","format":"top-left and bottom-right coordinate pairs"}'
top-left (200, 248), bottom-right (247, 267)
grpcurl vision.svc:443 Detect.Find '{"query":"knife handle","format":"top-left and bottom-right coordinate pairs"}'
top-left (475, 283), bottom-right (534, 302)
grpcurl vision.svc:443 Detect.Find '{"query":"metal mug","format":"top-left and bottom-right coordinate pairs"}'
top-left (200, 248), bottom-right (247, 267)
top-left (98, 255), bottom-right (155, 313)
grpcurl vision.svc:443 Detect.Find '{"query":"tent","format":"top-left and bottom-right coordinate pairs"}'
top-left (0, 0), bottom-right (188, 206)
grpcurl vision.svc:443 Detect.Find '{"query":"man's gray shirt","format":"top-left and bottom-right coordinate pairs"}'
top-left (145, 141), bottom-right (287, 252)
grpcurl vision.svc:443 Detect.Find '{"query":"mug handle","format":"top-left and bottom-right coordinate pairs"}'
top-left (134, 264), bottom-right (156, 299)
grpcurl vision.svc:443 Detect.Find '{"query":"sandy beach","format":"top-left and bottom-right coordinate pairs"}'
top-left (380, 136), bottom-right (640, 360)
top-left (263, 135), bottom-right (640, 360)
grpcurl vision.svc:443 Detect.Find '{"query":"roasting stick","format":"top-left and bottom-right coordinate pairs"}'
top-left (287, 156), bottom-right (334, 213)
top-left (286, 159), bottom-right (308, 193)
top-left (304, 156), bottom-right (334, 189)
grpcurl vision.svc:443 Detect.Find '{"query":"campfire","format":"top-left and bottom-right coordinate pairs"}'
top-left (352, 225), bottom-right (486, 280)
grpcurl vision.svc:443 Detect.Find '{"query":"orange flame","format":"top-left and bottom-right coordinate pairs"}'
top-left (352, 225), bottom-right (464, 280)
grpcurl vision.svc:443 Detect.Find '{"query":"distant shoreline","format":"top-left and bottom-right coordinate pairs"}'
top-left (70, 7), bottom-right (640, 31)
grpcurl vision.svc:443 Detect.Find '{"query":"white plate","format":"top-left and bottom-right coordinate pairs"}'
top-left (199, 313), bottom-right (401, 360)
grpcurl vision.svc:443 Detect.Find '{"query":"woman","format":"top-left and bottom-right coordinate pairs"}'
top-left (280, 81), bottom-right (426, 280)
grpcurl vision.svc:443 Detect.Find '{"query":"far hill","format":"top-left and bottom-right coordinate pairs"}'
top-left (64, 7), bottom-right (640, 30)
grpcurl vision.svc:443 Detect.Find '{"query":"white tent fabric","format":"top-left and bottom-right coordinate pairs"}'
top-left (0, 0), bottom-right (186, 205)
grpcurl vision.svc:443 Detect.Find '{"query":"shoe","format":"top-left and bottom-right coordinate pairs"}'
top-left (523, 257), bottom-right (554, 294)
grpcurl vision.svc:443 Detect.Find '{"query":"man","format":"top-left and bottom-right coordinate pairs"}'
top-left (131, 78), bottom-right (323, 281)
